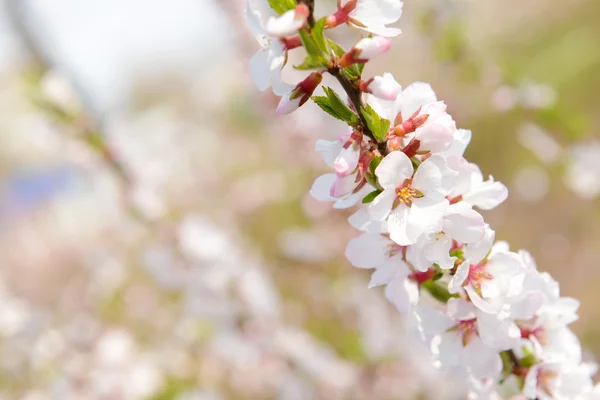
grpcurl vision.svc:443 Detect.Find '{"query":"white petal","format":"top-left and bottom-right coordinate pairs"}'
top-left (387, 204), bottom-right (413, 245)
top-left (398, 82), bottom-right (437, 119)
top-left (407, 197), bottom-right (448, 240)
top-left (249, 49), bottom-right (271, 92)
top-left (345, 233), bottom-right (390, 269)
top-left (440, 129), bottom-right (472, 157)
top-left (350, 0), bottom-right (403, 27)
top-left (330, 173), bottom-right (357, 197)
top-left (266, 9), bottom-right (305, 37)
top-left (368, 260), bottom-right (399, 287)
top-left (424, 233), bottom-right (455, 270)
top-left (368, 73), bottom-right (402, 100)
top-left (348, 208), bottom-right (386, 233)
top-left (463, 225), bottom-right (495, 263)
top-left (449, 262), bottom-right (469, 294)
top-left (412, 155), bottom-right (452, 199)
top-left (316, 139), bottom-right (343, 168)
top-left (368, 189), bottom-right (396, 221)
top-left (334, 146), bottom-right (360, 176)
top-left (354, 36), bottom-right (391, 60)
top-left (357, 24), bottom-right (401, 37)
top-left (309, 174), bottom-right (335, 202)
top-left (443, 203), bottom-right (485, 243)
top-left (375, 151), bottom-right (414, 189)
top-left (464, 177), bottom-right (509, 210)
top-left (385, 271), bottom-right (418, 313)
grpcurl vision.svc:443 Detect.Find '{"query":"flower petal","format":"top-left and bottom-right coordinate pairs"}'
top-left (375, 151), bottom-right (414, 189)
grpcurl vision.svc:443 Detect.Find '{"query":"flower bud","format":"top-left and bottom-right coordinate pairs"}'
top-left (266, 4), bottom-right (310, 37)
top-left (339, 36), bottom-right (391, 67)
top-left (276, 72), bottom-right (323, 115)
top-left (325, 0), bottom-right (357, 28)
top-left (360, 73), bottom-right (401, 100)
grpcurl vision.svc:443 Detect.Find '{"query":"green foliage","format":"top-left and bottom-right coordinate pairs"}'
top-left (268, 0), bottom-right (297, 15)
top-left (361, 104), bottom-right (390, 142)
top-left (312, 17), bottom-right (329, 53)
top-left (327, 40), bottom-right (364, 81)
top-left (362, 190), bottom-right (382, 204)
top-left (312, 87), bottom-right (360, 126)
top-left (295, 55), bottom-right (328, 70)
top-left (299, 29), bottom-right (322, 58)
top-left (421, 280), bottom-right (459, 303)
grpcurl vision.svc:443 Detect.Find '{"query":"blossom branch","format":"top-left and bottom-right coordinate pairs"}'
top-left (247, 0), bottom-right (599, 398)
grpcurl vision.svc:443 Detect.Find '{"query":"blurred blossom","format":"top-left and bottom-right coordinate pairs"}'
top-left (491, 85), bottom-right (519, 112)
top-left (517, 123), bottom-right (562, 164)
top-left (519, 81), bottom-right (557, 110)
top-left (564, 139), bottom-right (600, 199)
top-left (278, 228), bottom-right (335, 262)
top-left (512, 165), bottom-right (550, 202)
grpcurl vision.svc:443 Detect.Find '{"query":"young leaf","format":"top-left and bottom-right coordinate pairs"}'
top-left (362, 190), bottom-right (382, 204)
top-left (312, 18), bottom-right (329, 53)
top-left (299, 29), bottom-right (322, 57)
top-left (323, 87), bottom-right (354, 120)
top-left (361, 104), bottom-right (391, 142)
top-left (421, 280), bottom-right (459, 303)
top-left (268, 0), bottom-right (297, 15)
top-left (328, 40), bottom-right (346, 57)
top-left (312, 87), bottom-right (360, 126)
top-left (295, 55), bottom-right (327, 70)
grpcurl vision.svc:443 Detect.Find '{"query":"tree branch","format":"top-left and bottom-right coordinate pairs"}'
top-left (329, 67), bottom-right (388, 156)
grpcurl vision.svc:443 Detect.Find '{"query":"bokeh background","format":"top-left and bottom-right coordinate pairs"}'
top-left (0, 0), bottom-right (599, 398)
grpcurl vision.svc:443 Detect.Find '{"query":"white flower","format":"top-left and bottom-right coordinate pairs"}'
top-left (246, 0), bottom-right (294, 96)
top-left (406, 202), bottom-right (486, 271)
top-left (265, 4), bottom-right (309, 37)
top-left (326, 0), bottom-right (404, 37)
top-left (368, 82), bottom-right (457, 154)
top-left (416, 299), bottom-right (519, 379)
top-left (361, 73), bottom-right (402, 100)
top-left (446, 161), bottom-right (509, 210)
top-left (340, 36), bottom-right (392, 67)
top-left (345, 232), bottom-right (435, 312)
top-left (310, 130), bottom-right (373, 208)
top-left (523, 362), bottom-right (597, 400)
top-left (449, 228), bottom-right (533, 315)
top-left (564, 140), bottom-right (600, 199)
top-left (369, 151), bottom-right (453, 245)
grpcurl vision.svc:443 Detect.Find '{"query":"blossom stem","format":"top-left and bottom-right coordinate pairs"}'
top-left (329, 67), bottom-right (389, 156)
top-left (299, 0), bottom-right (315, 27)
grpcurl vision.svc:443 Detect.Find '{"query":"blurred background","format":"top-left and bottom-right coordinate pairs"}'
top-left (0, 0), bottom-right (599, 398)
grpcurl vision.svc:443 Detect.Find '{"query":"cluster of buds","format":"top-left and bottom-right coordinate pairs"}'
top-left (246, 0), bottom-right (599, 398)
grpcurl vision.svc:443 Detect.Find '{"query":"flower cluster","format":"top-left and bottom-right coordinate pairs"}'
top-left (246, 0), bottom-right (599, 398)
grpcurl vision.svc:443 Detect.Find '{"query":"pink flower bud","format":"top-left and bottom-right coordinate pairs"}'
top-left (266, 4), bottom-right (310, 37)
top-left (339, 36), bottom-right (391, 67)
top-left (276, 72), bottom-right (323, 115)
top-left (360, 73), bottom-right (401, 100)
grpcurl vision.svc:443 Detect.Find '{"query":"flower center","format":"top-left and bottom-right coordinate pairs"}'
top-left (447, 318), bottom-right (478, 347)
top-left (396, 186), bottom-right (417, 206)
top-left (466, 263), bottom-right (493, 296)
top-left (520, 324), bottom-right (548, 346)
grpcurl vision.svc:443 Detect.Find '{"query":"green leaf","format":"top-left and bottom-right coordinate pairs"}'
top-left (312, 18), bottom-right (328, 53)
top-left (520, 347), bottom-right (537, 368)
top-left (361, 104), bottom-right (390, 142)
top-left (299, 29), bottom-right (321, 57)
top-left (328, 40), bottom-right (346, 57)
top-left (312, 87), bottom-right (360, 126)
top-left (362, 190), bottom-right (382, 204)
top-left (369, 155), bottom-right (382, 176)
top-left (327, 40), bottom-right (364, 82)
top-left (295, 55), bottom-right (327, 70)
top-left (268, 0), bottom-right (297, 15)
top-left (421, 281), bottom-right (459, 303)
